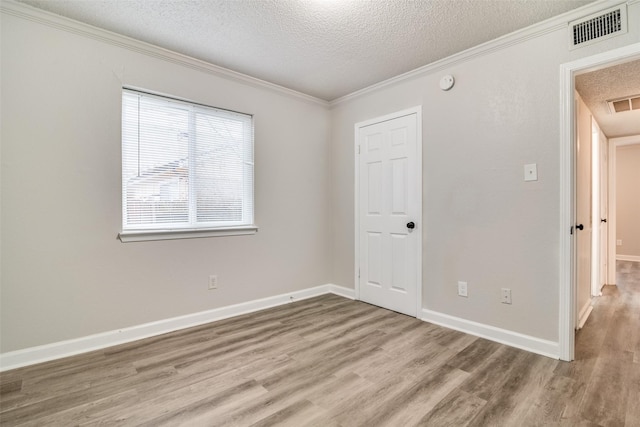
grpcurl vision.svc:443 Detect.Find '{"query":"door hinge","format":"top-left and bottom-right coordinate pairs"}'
top-left (357, 145), bottom-right (361, 154)
top-left (358, 268), bottom-right (360, 278)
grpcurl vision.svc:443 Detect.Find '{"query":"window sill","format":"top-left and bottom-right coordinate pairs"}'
top-left (118, 226), bottom-right (258, 243)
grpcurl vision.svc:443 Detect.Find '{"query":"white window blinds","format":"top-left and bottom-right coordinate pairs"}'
top-left (121, 89), bottom-right (254, 232)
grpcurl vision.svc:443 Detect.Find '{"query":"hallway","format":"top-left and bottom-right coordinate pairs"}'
top-left (557, 260), bottom-right (640, 425)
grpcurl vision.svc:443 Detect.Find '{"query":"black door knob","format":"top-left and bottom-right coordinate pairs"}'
top-left (407, 222), bottom-right (415, 230)
top-left (576, 224), bottom-right (584, 230)
top-left (601, 218), bottom-right (607, 223)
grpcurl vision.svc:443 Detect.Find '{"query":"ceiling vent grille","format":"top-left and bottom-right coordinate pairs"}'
top-left (569, 5), bottom-right (627, 49)
top-left (607, 95), bottom-right (640, 114)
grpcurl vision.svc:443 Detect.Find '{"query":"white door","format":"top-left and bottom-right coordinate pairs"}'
top-left (356, 108), bottom-right (421, 317)
top-left (575, 94), bottom-right (592, 325)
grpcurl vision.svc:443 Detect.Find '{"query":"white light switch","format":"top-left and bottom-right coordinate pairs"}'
top-left (524, 163), bottom-right (537, 181)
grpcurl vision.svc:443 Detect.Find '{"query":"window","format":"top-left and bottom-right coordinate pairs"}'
top-left (119, 89), bottom-right (255, 242)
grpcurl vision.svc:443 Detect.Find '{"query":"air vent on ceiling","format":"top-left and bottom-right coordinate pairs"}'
top-left (569, 5), bottom-right (627, 50)
top-left (607, 95), bottom-right (640, 114)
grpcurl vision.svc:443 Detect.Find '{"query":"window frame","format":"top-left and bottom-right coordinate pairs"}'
top-left (118, 88), bottom-right (257, 243)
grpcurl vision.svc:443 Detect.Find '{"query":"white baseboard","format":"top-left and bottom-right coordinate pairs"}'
top-left (0, 284), bottom-right (354, 372)
top-left (327, 284), bottom-right (356, 299)
top-left (616, 254), bottom-right (640, 262)
top-left (577, 301), bottom-right (594, 330)
top-left (419, 308), bottom-right (559, 360)
top-left (2, 283), bottom-right (562, 370)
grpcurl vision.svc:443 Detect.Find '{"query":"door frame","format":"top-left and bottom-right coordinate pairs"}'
top-left (559, 42), bottom-right (640, 361)
top-left (590, 118), bottom-right (603, 298)
top-left (354, 106), bottom-right (423, 317)
top-left (598, 126), bottom-right (615, 295)
top-left (597, 124), bottom-right (609, 292)
top-left (608, 136), bottom-right (617, 286)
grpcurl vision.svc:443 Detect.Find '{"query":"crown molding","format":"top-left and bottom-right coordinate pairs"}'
top-left (0, 0), bottom-right (330, 108)
top-left (0, 0), bottom-right (631, 109)
top-left (611, 134), bottom-right (640, 145)
top-left (329, 0), bottom-right (628, 107)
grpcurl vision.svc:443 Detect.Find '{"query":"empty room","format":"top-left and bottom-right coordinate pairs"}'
top-left (1, 0), bottom-right (639, 425)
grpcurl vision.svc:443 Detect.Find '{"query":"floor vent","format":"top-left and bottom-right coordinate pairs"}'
top-left (569, 5), bottom-right (627, 49)
top-left (607, 95), bottom-right (640, 114)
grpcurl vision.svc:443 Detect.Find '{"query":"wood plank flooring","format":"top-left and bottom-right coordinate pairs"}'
top-left (1, 261), bottom-right (639, 426)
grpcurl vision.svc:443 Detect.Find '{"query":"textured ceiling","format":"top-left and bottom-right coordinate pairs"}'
top-left (19, 0), bottom-right (596, 101)
top-left (576, 59), bottom-right (640, 138)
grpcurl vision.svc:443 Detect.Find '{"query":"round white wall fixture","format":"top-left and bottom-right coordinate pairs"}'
top-left (439, 75), bottom-right (455, 91)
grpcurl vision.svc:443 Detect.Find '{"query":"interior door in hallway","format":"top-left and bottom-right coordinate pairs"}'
top-left (575, 93), bottom-right (592, 326)
top-left (356, 109), bottom-right (421, 317)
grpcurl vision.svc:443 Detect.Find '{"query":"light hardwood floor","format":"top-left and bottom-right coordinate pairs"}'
top-left (1, 261), bottom-right (639, 426)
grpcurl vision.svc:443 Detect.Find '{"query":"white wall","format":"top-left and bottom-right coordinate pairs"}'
top-left (616, 143), bottom-right (640, 258)
top-left (0, 11), bottom-right (331, 353)
top-left (330, 3), bottom-right (640, 343)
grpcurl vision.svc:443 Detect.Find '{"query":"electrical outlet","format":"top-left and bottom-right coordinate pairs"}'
top-left (208, 275), bottom-right (218, 290)
top-left (617, 239), bottom-right (622, 246)
top-left (458, 281), bottom-right (468, 297)
top-left (501, 288), bottom-right (512, 304)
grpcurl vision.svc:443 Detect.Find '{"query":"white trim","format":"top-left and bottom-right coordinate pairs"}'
top-left (611, 135), bottom-right (640, 146)
top-left (331, 0), bottom-right (626, 106)
top-left (354, 134), bottom-right (361, 301)
top-left (591, 118), bottom-right (601, 298)
top-left (616, 254), bottom-right (640, 262)
top-left (2, 0), bottom-right (628, 108)
top-left (0, 284), bottom-right (354, 372)
top-left (328, 284), bottom-right (356, 299)
top-left (559, 61), bottom-right (576, 362)
top-left (608, 137), bottom-right (617, 284)
top-left (577, 300), bottom-right (594, 329)
top-left (415, 108), bottom-right (423, 318)
top-left (0, 0), bottom-right (329, 108)
top-left (420, 309), bottom-right (559, 360)
top-left (559, 42), bottom-right (640, 362)
top-left (354, 106), bottom-right (423, 317)
top-left (354, 107), bottom-right (422, 129)
top-left (118, 226), bottom-right (258, 243)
